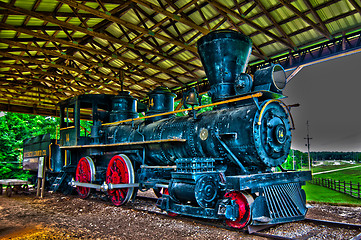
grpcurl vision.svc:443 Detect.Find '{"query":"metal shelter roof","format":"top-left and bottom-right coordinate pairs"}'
top-left (0, 0), bottom-right (361, 116)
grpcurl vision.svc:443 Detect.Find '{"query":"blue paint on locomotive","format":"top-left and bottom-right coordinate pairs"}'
top-left (57, 30), bottom-right (312, 228)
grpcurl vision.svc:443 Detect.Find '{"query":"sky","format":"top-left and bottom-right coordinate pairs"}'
top-left (283, 51), bottom-right (361, 152)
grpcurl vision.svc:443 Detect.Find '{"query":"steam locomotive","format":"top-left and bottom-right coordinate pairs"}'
top-left (24, 30), bottom-right (311, 229)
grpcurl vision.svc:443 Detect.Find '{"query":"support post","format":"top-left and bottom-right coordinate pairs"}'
top-left (36, 157), bottom-right (46, 198)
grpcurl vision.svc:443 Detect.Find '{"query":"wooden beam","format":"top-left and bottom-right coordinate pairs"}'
top-left (0, 75), bottom-right (84, 95)
top-left (56, 0), bottom-right (198, 54)
top-left (0, 102), bottom-right (57, 116)
top-left (0, 9), bottom-right (97, 18)
top-left (278, 0), bottom-right (332, 39)
top-left (130, 0), bottom-right (209, 35)
top-left (0, 2), bottom-right (196, 81)
top-left (0, 50), bottom-right (125, 84)
top-left (0, 39), bottom-right (176, 88)
top-left (206, 0), bottom-right (294, 50)
top-left (0, 63), bottom-right (118, 94)
top-left (211, 6), bottom-right (268, 61)
top-left (303, 0), bottom-right (330, 35)
top-left (254, 0), bottom-right (296, 49)
top-left (349, 0), bottom-right (361, 16)
top-left (0, 88), bottom-right (60, 104)
top-left (0, 23), bottom-right (191, 85)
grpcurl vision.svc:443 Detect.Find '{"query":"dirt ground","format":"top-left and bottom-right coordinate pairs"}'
top-left (0, 191), bottom-right (360, 240)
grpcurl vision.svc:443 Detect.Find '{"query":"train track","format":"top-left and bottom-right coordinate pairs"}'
top-left (134, 195), bottom-right (361, 240)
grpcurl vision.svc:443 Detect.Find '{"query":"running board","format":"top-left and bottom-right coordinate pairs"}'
top-left (60, 138), bottom-right (186, 149)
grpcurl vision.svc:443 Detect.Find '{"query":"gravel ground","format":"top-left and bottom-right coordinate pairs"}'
top-left (0, 191), bottom-right (360, 240)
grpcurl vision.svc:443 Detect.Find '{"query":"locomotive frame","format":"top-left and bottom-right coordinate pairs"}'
top-left (25, 30), bottom-right (312, 229)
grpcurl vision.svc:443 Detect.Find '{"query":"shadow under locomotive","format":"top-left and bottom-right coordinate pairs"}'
top-left (29, 30), bottom-right (312, 229)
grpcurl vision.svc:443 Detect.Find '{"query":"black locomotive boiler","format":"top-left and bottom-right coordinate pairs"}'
top-left (54, 30), bottom-right (312, 229)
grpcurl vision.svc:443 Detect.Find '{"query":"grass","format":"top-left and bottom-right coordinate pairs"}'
top-left (303, 182), bottom-right (361, 205)
top-left (303, 162), bottom-right (361, 205)
top-left (312, 163), bottom-right (361, 173)
top-left (312, 163), bottom-right (361, 183)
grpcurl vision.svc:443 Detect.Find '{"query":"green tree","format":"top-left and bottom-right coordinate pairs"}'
top-left (281, 149), bottom-right (306, 170)
top-left (0, 112), bottom-right (59, 180)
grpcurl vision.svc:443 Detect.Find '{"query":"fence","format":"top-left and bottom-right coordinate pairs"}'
top-left (310, 177), bottom-right (361, 199)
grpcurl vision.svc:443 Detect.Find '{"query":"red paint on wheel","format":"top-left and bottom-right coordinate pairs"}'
top-left (224, 191), bottom-right (251, 228)
top-left (106, 155), bottom-right (130, 206)
top-left (75, 157), bottom-right (92, 199)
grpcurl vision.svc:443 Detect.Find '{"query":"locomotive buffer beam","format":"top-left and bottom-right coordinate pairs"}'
top-left (226, 171), bottom-right (312, 191)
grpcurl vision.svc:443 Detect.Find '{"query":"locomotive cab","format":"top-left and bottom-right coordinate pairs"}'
top-left (59, 94), bottom-right (114, 147)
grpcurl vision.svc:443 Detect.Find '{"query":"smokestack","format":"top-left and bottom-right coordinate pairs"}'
top-left (197, 30), bottom-right (252, 103)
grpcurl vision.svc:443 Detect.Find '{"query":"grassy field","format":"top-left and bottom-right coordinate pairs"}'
top-left (303, 162), bottom-right (361, 205)
top-left (312, 163), bottom-right (361, 183)
top-left (303, 182), bottom-right (361, 205)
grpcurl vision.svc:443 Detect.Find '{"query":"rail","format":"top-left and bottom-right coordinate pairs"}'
top-left (310, 177), bottom-right (361, 199)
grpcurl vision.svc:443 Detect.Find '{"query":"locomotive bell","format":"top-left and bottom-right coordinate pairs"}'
top-left (185, 89), bottom-right (199, 106)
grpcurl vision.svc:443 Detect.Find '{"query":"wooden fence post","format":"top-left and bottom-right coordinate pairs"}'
top-left (316, 177), bottom-right (360, 199)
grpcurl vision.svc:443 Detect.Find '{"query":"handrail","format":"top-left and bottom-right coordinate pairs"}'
top-left (103, 92), bottom-right (263, 126)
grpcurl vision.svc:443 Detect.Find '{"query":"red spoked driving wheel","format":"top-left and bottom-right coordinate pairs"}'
top-left (106, 154), bottom-right (135, 206)
top-left (224, 191), bottom-right (252, 228)
top-left (75, 157), bottom-right (95, 199)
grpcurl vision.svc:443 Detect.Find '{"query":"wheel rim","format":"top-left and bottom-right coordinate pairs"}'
top-left (225, 191), bottom-right (252, 228)
top-left (75, 157), bottom-right (94, 199)
top-left (106, 155), bottom-right (135, 206)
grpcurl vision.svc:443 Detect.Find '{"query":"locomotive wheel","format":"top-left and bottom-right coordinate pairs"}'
top-left (224, 191), bottom-right (252, 228)
top-left (106, 154), bottom-right (135, 206)
top-left (75, 156), bottom-right (95, 199)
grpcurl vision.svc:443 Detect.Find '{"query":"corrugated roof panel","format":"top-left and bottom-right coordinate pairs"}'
top-left (18, 32), bottom-right (33, 39)
top-left (261, 41), bottom-right (287, 57)
top-left (36, 0), bottom-right (59, 11)
top-left (271, 5), bottom-right (295, 22)
top-left (4, 15), bottom-right (26, 25)
top-left (0, 0), bottom-right (361, 112)
top-left (260, 0), bottom-right (279, 9)
top-left (293, 0), bottom-right (308, 12)
top-left (27, 18), bottom-right (46, 26)
top-left (0, 30), bottom-right (16, 39)
top-left (120, 9), bottom-right (141, 26)
top-left (292, 28), bottom-right (321, 47)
